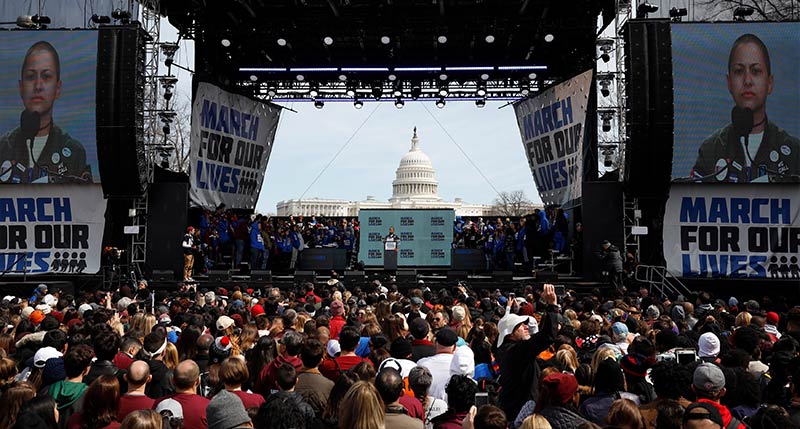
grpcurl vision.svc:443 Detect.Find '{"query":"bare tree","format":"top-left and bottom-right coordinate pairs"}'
top-left (694, 0), bottom-right (798, 21)
top-left (492, 190), bottom-right (535, 217)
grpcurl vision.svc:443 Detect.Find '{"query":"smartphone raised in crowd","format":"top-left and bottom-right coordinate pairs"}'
top-left (475, 392), bottom-right (489, 408)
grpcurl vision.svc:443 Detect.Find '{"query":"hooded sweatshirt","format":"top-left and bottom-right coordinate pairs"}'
top-left (49, 380), bottom-right (88, 410)
top-left (697, 398), bottom-right (746, 429)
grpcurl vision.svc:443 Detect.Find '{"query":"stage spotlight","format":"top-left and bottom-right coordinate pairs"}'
top-left (438, 84), bottom-right (449, 97)
top-left (439, 73), bottom-right (448, 81)
top-left (393, 83), bottom-right (403, 97)
top-left (544, 34), bottom-right (554, 42)
top-left (520, 81), bottom-right (530, 96)
top-left (733, 6), bottom-right (754, 20)
top-left (161, 42), bottom-right (179, 67)
top-left (476, 82), bottom-right (487, 97)
top-left (162, 125), bottom-right (171, 135)
top-left (346, 84), bottom-right (356, 97)
top-left (669, 7), bottom-right (688, 21)
top-left (31, 14), bottom-right (51, 27)
top-left (314, 99), bottom-right (324, 109)
top-left (637, 2), bottom-right (659, 17)
top-left (164, 87), bottom-right (173, 100)
top-left (372, 83), bottom-right (383, 100)
top-left (91, 14), bottom-right (111, 24)
top-left (475, 98), bottom-right (486, 108)
top-left (435, 98), bottom-right (446, 109)
top-left (111, 9), bottom-right (131, 23)
top-left (480, 73), bottom-right (490, 81)
top-left (277, 38), bottom-right (287, 46)
top-left (381, 36), bottom-right (391, 45)
top-left (309, 82), bottom-right (319, 98)
top-left (388, 74), bottom-right (397, 81)
top-left (296, 74), bottom-right (305, 81)
top-left (597, 39), bottom-right (614, 63)
top-left (249, 75), bottom-right (258, 82)
top-left (437, 35), bottom-right (448, 44)
top-left (598, 76), bottom-right (612, 97)
top-left (410, 84), bottom-right (422, 100)
top-left (354, 98), bottom-right (364, 109)
top-left (338, 74), bottom-right (347, 81)
top-left (267, 84), bottom-right (278, 97)
top-left (601, 111), bottom-right (614, 132)
top-left (323, 36), bottom-right (334, 46)
top-left (221, 38), bottom-right (231, 48)
top-left (485, 35), bottom-right (495, 43)
top-left (528, 72), bottom-right (537, 80)
top-left (394, 98), bottom-right (405, 109)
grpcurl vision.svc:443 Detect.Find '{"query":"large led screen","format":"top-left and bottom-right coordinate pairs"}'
top-left (0, 30), bottom-right (98, 184)
top-left (671, 23), bottom-right (800, 183)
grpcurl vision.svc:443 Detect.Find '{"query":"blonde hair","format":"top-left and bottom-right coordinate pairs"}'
top-left (238, 324), bottom-right (259, 352)
top-left (339, 381), bottom-right (386, 429)
top-left (163, 342), bottom-right (179, 371)
top-left (455, 303), bottom-right (473, 340)
top-left (555, 348), bottom-right (579, 373)
top-left (735, 311), bottom-right (752, 328)
top-left (520, 414), bottom-right (552, 429)
top-left (131, 313), bottom-right (157, 335)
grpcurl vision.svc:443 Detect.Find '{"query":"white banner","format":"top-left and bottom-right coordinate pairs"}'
top-left (514, 70), bottom-right (592, 206)
top-left (664, 184), bottom-right (800, 278)
top-left (0, 184), bottom-right (106, 275)
top-left (190, 82), bottom-right (281, 209)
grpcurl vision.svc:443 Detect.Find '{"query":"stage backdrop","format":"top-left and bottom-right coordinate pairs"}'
top-left (672, 23), bottom-right (800, 182)
top-left (358, 209), bottom-right (454, 267)
top-left (663, 184), bottom-right (799, 278)
top-left (190, 82), bottom-right (281, 209)
top-left (0, 30), bottom-right (98, 184)
top-left (514, 69), bottom-right (592, 206)
top-left (0, 184), bottom-right (106, 275)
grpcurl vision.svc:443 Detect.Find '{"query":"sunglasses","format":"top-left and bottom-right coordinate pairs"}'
top-left (433, 318), bottom-right (441, 322)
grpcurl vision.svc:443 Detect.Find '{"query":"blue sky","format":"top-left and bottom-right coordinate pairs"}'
top-left (161, 24), bottom-right (540, 214)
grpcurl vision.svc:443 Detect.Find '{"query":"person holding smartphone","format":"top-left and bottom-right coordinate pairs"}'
top-left (496, 284), bottom-right (560, 420)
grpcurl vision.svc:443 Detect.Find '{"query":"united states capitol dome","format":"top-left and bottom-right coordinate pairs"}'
top-left (390, 128), bottom-right (442, 202)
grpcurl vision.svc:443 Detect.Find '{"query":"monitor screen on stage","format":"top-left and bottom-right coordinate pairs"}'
top-left (671, 23), bottom-right (800, 183)
top-left (358, 209), bottom-right (454, 267)
top-left (0, 30), bottom-right (98, 184)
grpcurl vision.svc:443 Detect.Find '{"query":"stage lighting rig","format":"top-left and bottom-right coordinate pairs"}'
top-left (410, 84), bottom-right (422, 100)
top-left (314, 99), bottom-right (324, 109)
top-left (111, 9), bottom-right (132, 24)
top-left (159, 76), bottom-right (178, 101)
top-left (394, 98), bottom-right (405, 109)
top-left (435, 98), bottom-right (446, 109)
top-left (600, 110), bottom-right (614, 132)
top-left (597, 39), bottom-right (614, 63)
top-left (354, 98), bottom-right (364, 109)
top-left (91, 14), bottom-right (111, 25)
top-left (733, 6), bottom-right (754, 21)
top-left (309, 82), bottom-right (320, 98)
top-left (637, 2), bottom-right (659, 18)
top-left (371, 83), bottom-right (383, 100)
top-left (10, 15), bottom-right (51, 29)
top-left (520, 81), bottom-right (530, 96)
top-left (669, 7), bottom-right (688, 22)
top-left (392, 82), bottom-right (403, 97)
top-left (599, 144), bottom-right (617, 168)
top-left (476, 82), bottom-right (487, 97)
top-left (475, 98), bottom-right (486, 108)
top-left (161, 43), bottom-right (179, 68)
top-left (598, 75), bottom-right (613, 97)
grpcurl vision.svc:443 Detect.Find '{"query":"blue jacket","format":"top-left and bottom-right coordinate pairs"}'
top-left (250, 224), bottom-right (265, 251)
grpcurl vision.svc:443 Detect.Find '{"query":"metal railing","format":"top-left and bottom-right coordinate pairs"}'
top-left (635, 264), bottom-right (692, 299)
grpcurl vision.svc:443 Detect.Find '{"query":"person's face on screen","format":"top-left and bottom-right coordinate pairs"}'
top-left (19, 48), bottom-right (62, 118)
top-left (727, 41), bottom-right (773, 115)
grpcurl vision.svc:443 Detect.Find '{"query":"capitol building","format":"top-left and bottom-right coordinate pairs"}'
top-left (276, 128), bottom-right (494, 217)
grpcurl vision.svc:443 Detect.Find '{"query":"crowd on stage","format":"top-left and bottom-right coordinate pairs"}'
top-left (1, 279), bottom-right (799, 429)
top-left (181, 206), bottom-right (576, 278)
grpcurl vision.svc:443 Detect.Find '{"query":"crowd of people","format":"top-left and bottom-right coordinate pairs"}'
top-left (0, 279), bottom-right (799, 429)
top-left (183, 206), bottom-right (575, 280)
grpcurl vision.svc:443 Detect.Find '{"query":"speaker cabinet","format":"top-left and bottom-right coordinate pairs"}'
top-left (251, 270), bottom-right (271, 281)
top-left (96, 25), bottom-right (147, 197)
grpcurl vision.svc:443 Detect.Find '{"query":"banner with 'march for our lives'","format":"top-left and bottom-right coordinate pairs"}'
top-left (663, 184), bottom-right (800, 278)
top-left (190, 82), bottom-right (281, 209)
top-left (0, 184), bottom-right (106, 275)
top-left (514, 69), bottom-right (592, 206)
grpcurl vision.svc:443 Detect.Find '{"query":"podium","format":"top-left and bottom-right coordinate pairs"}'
top-left (383, 241), bottom-right (398, 271)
